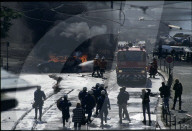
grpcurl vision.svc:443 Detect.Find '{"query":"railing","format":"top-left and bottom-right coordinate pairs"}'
top-left (161, 103), bottom-right (191, 130)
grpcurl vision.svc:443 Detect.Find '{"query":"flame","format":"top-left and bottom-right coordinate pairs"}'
top-left (48, 55), bottom-right (67, 63)
top-left (80, 55), bottom-right (87, 63)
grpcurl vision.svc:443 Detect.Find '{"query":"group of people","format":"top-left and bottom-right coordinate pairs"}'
top-left (32, 78), bottom-right (183, 129)
top-left (92, 54), bottom-right (107, 78)
top-left (55, 83), bottom-right (110, 130)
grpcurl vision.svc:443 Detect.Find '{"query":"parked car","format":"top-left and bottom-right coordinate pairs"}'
top-left (170, 46), bottom-right (192, 54)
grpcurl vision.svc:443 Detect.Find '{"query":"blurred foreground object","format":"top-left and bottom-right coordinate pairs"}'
top-left (1, 68), bottom-right (38, 111)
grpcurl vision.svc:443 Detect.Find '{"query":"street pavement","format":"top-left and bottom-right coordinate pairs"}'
top-left (8, 70), bottom-right (163, 130)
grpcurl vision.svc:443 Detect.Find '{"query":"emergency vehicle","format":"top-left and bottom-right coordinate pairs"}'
top-left (116, 46), bottom-right (147, 84)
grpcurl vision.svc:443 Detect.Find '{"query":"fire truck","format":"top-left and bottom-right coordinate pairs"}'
top-left (116, 46), bottom-right (147, 84)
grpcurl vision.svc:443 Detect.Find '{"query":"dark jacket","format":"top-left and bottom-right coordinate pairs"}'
top-left (84, 94), bottom-right (96, 111)
top-left (142, 92), bottom-right (151, 104)
top-left (173, 83), bottom-right (183, 95)
top-left (34, 89), bottom-right (46, 106)
top-left (159, 85), bottom-right (170, 98)
top-left (78, 91), bottom-right (87, 101)
top-left (97, 95), bottom-right (110, 111)
top-left (72, 107), bottom-right (85, 123)
top-left (117, 91), bottom-right (129, 105)
top-left (78, 91), bottom-right (87, 106)
top-left (92, 87), bottom-right (100, 102)
top-left (59, 99), bottom-right (72, 119)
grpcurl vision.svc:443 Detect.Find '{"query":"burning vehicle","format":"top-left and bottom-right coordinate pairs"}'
top-left (37, 34), bottom-right (117, 73)
top-left (37, 55), bottom-right (86, 73)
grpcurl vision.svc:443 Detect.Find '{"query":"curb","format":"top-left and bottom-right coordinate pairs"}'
top-left (155, 70), bottom-right (169, 129)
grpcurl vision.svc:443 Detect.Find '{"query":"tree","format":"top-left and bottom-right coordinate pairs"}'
top-left (1, 6), bottom-right (21, 39)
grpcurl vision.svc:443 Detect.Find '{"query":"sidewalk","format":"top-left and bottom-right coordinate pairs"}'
top-left (159, 61), bottom-right (192, 129)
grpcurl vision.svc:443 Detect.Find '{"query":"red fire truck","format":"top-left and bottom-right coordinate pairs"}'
top-left (116, 46), bottom-right (147, 84)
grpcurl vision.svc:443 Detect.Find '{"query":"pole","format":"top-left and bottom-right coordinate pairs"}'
top-left (169, 63), bottom-right (170, 76)
top-left (170, 114), bottom-right (172, 129)
top-left (174, 115), bottom-right (176, 130)
top-left (111, 1), bottom-right (113, 9)
top-left (6, 42), bottom-right (9, 71)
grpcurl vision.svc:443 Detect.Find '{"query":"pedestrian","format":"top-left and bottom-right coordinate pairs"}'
top-left (122, 87), bottom-right (129, 119)
top-left (97, 90), bottom-right (111, 125)
top-left (59, 94), bottom-right (72, 127)
top-left (152, 58), bottom-right (158, 73)
top-left (78, 87), bottom-right (87, 109)
top-left (99, 56), bottom-right (107, 78)
top-left (72, 103), bottom-right (85, 130)
top-left (141, 89), bottom-right (152, 124)
top-left (117, 87), bottom-right (131, 124)
top-left (92, 54), bottom-right (101, 77)
top-left (84, 90), bottom-right (96, 123)
top-left (171, 79), bottom-right (183, 111)
top-left (33, 86), bottom-right (46, 121)
top-left (159, 82), bottom-right (170, 113)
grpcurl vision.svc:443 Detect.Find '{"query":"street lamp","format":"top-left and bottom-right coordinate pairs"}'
top-left (168, 24), bottom-right (182, 30)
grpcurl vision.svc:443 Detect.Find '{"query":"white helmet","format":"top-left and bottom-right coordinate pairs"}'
top-left (101, 90), bottom-right (106, 95)
top-left (64, 94), bottom-right (68, 99)
top-left (96, 54), bottom-right (99, 59)
top-left (88, 90), bottom-right (93, 95)
top-left (83, 87), bottom-right (87, 91)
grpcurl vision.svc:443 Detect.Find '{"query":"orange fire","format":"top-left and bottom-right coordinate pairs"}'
top-left (48, 55), bottom-right (67, 63)
top-left (80, 55), bottom-right (87, 63)
top-left (48, 54), bottom-right (87, 63)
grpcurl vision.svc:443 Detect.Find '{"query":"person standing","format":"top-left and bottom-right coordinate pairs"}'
top-left (78, 87), bottom-right (87, 109)
top-left (141, 89), bottom-right (152, 124)
top-left (59, 94), bottom-right (72, 127)
top-left (159, 82), bottom-right (170, 113)
top-left (34, 86), bottom-right (46, 121)
top-left (92, 83), bottom-right (100, 116)
top-left (72, 103), bottom-right (85, 130)
top-left (84, 90), bottom-right (96, 123)
top-left (172, 79), bottom-right (183, 111)
top-left (97, 90), bottom-right (111, 125)
top-left (92, 54), bottom-right (101, 77)
top-left (117, 87), bottom-right (131, 124)
top-left (99, 56), bottom-right (107, 78)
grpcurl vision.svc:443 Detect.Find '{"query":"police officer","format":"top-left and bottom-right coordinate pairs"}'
top-left (84, 90), bottom-right (96, 123)
top-left (78, 87), bottom-right (88, 109)
top-left (92, 83), bottom-right (100, 116)
top-left (34, 86), bottom-right (46, 121)
top-left (59, 94), bottom-right (72, 127)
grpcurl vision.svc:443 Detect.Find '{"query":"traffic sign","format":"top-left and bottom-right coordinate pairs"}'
top-left (166, 55), bottom-right (173, 63)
